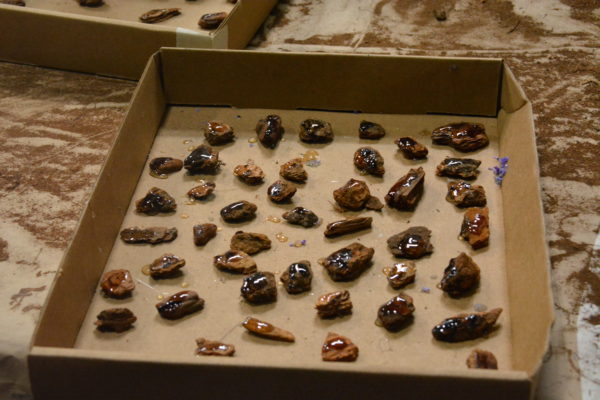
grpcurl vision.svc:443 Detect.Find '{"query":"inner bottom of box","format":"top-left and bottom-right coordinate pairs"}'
top-left (74, 106), bottom-right (511, 372)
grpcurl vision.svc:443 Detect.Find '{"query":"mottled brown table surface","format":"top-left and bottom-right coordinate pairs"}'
top-left (0, 1), bottom-right (598, 399)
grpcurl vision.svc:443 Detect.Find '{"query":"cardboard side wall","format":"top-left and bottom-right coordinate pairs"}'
top-left (32, 54), bottom-right (167, 347)
top-left (223, 0), bottom-right (278, 49)
top-left (0, 6), bottom-right (176, 79)
top-left (498, 67), bottom-right (553, 375)
top-left (159, 49), bottom-right (502, 116)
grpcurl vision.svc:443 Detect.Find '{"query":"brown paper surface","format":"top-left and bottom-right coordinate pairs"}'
top-left (74, 106), bottom-right (512, 373)
top-left (22, 0), bottom-right (235, 31)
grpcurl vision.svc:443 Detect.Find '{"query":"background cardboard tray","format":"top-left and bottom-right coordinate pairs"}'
top-left (28, 49), bottom-right (553, 400)
top-left (0, 0), bottom-right (276, 79)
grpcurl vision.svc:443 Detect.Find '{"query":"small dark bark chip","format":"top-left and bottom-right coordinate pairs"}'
top-left (383, 261), bottom-right (416, 289)
top-left (333, 178), bottom-right (371, 211)
top-left (233, 160), bottom-right (265, 185)
top-left (213, 250), bottom-right (257, 274)
top-left (282, 207), bottom-right (319, 227)
top-left (436, 157), bottom-right (481, 180)
top-left (193, 223), bottom-right (217, 246)
top-left (120, 227), bottom-right (177, 244)
top-left (446, 181), bottom-right (487, 207)
top-left (322, 332), bottom-right (359, 362)
top-left (267, 180), bottom-right (297, 203)
top-left (280, 261), bottom-right (312, 294)
top-left (241, 271), bottom-right (277, 304)
top-left (187, 181), bottom-right (216, 200)
top-left (95, 308), bottom-right (136, 332)
top-left (438, 252), bottom-right (480, 297)
top-left (459, 207), bottom-right (490, 250)
top-left (376, 294), bottom-right (415, 332)
top-left (466, 349), bottom-right (498, 369)
top-left (204, 121), bottom-right (235, 145)
top-left (148, 254), bottom-right (185, 279)
top-left (354, 147), bottom-right (385, 176)
top-left (324, 217), bottom-right (372, 238)
top-left (385, 167), bottom-right (425, 211)
top-left (135, 187), bottom-right (177, 215)
top-left (358, 120), bottom-right (386, 139)
top-left (195, 338), bottom-right (235, 357)
top-left (230, 231), bottom-right (271, 255)
top-left (220, 200), bottom-right (257, 222)
top-left (184, 145), bottom-right (221, 174)
top-left (198, 12), bottom-right (228, 29)
top-left (299, 119), bottom-right (334, 143)
top-left (242, 317), bottom-right (295, 342)
top-left (280, 158), bottom-right (308, 182)
top-left (149, 157), bottom-right (183, 176)
top-left (320, 242), bottom-right (374, 281)
top-left (256, 115), bottom-right (284, 149)
top-left (395, 137), bottom-right (429, 160)
top-left (156, 290), bottom-right (205, 320)
top-left (432, 308), bottom-right (502, 342)
top-left (100, 269), bottom-right (135, 298)
top-left (387, 226), bottom-right (434, 259)
top-left (315, 290), bottom-right (353, 319)
top-left (140, 8), bottom-right (181, 24)
top-left (431, 122), bottom-right (489, 152)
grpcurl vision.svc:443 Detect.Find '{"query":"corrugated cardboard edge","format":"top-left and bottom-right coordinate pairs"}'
top-left (0, 1), bottom-right (276, 79)
top-left (27, 50), bottom-right (553, 400)
top-left (499, 65), bottom-right (554, 385)
top-left (28, 53), bottom-right (167, 348)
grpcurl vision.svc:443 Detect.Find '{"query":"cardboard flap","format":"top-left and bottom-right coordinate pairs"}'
top-left (159, 48), bottom-right (502, 116)
top-left (498, 67), bottom-right (553, 376)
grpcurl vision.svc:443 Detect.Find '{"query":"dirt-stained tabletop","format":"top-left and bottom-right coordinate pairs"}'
top-left (0, 1), bottom-right (598, 399)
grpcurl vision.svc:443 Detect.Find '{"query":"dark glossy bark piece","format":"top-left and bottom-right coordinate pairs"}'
top-left (187, 181), bottom-right (216, 200)
top-left (459, 207), bottom-right (490, 250)
top-left (383, 261), bottom-right (416, 289)
top-left (466, 349), bottom-right (498, 369)
top-left (324, 217), bottom-right (372, 238)
top-left (438, 252), bottom-right (480, 297)
top-left (385, 167), bottom-right (425, 211)
top-left (267, 180), bottom-right (297, 203)
top-left (95, 308), bottom-right (136, 332)
top-left (432, 308), bottom-right (502, 342)
top-left (387, 226), bottom-right (433, 259)
top-left (315, 290), bottom-right (352, 319)
top-left (322, 332), bottom-right (358, 362)
top-left (120, 226), bottom-right (177, 244)
top-left (282, 207), bottom-right (319, 227)
top-left (436, 157), bottom-right (481, 180)
top-left (320, 242), bottom-right (374, 281)
top-left (233, 160), bottom-right (265, 185)
top-left (156, 290), bottom-right (204, 320)
top-left (213, 250), bottom-right (257, 274)
top-left (100, 269), bottom-right (135, 298)
top-left (358, 120), bottom-right (386, 139)
top-left (242, 317), bottom-right (295, 342)
top-left (135, 187), bottom-right (177, 215)
top-left (204, 121), bottom-right (235, 145)
top-left (220, 200), bottom-right (257, 222)
top-left (299, 119), bottom-right (334, 143)
top-left (241, 272), bottom-right (277, 304)
top-left (184, 144), bottom-right (221, 174)
top-left (198, 12), bottom-right (227, 29)
top-left (80, 0), bottom-right (103, 7)
top-left (255, 115), bottom-right (284, 148)
top-left (280, 260), bottom-right (312, 294)
top-left (431, 122), bottom-right (489, 152)
top-left (195, 338), bottom-right (235, 357)
top-left (193, 223), bottom-right (217, 246)
top-left (140, 8), bottom-right (181, 23)
top-left (148, 254), bottom-right (185, 279)
top-left (280, 158), bottom-right (308, 182)
top-left (376, 294), bottom-right (415, 332)
top-left (230, 231), bottom-right (271, 255)
top-left (149, 157), bottom-right (183, 175)
top-left (446, 181), bottom-right (487, 207)
top-left (354, 147), bottom-right (385, 176)
top-left (395, 137), bottom-right (429, 160)
top-left (333, 178), bottom-right (371, 211)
